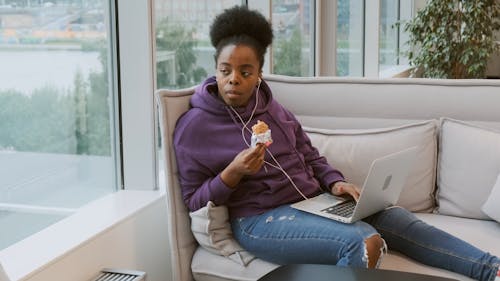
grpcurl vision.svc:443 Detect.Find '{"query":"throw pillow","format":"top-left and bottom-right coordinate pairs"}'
top-left (189, 201), bottom-right (256, 266)
top-left (0, 262), bottom-right (10, 281)
top-left (482, 174), bottom-right (500, 223)
top-left (304, 120), bottom-right (437, 212)
top-left (437, 118), bottom-right (500, 219)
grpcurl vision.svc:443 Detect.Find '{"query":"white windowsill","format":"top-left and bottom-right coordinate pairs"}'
top-left (0, 189), bottom-right (164, 281)
top-left (379, 65), bottom-right (413, 78)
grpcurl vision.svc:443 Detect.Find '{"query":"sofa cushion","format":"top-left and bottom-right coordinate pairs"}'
top-left (380, 252), bottom-right (475, 281)
top-left (415, 213), bottom-right (500, 259)
top-left (437, 118), bottom-right (500, 219)
top-left (482, 173), bottom-right (500, 223)
top-left (192, 247), bottom-right (279, 281)
top-left (304, 120), bottom-right (438, 212)
top-left (380, 213), bottom-right (500, 281)
top-left (189, 201), bottom-right (256, 266)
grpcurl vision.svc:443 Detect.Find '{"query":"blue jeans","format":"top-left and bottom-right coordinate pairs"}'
top-left (231, 205), bottom-right (500, 281)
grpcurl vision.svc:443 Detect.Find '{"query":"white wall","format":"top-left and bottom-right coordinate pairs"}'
top-left (0, 191), bottom-right (172, 281)
top-left (23, 199), bottom-right (171, 281)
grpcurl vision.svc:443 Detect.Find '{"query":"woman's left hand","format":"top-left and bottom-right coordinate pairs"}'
top-left (330, 181), bottom-right (361, 202)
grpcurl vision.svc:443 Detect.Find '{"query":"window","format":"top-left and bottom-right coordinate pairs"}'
top-left (271, 0), bottom-right (315, 76)
top-left (336, 0), bottom-right (364, 76)
top-left (335, 0), bottom-right (413, 77)
top-left (380, 0), bottom-right (401, 73)
top-left (154, 0), bottom-right (315, 87)
top-left (0, 0), bottom-right (119, 250)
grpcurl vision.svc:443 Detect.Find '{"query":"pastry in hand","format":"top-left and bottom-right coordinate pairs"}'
top-left (251, 120), bottom-right (273, 147)
top-left (252, 120), bottom-right (269, 135)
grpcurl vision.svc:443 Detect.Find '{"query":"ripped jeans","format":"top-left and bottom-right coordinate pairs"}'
top-left (231, 205), bottom-right (500, 281)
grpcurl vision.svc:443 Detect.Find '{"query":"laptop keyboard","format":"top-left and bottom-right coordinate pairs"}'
top-left (320, 200), bottom-right (356, 218)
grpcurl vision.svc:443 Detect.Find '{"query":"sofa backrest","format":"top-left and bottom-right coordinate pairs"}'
top-left (265, 75), bottom-right (500, 130)
top-left (156, 87), bottom-right (197, 281)
top-left (265, 75), bottom-right (500, 221)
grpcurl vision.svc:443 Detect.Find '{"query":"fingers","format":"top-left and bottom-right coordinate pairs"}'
top-left (249, 145), bottom-right (265, 168)
top-left (235, 144), bottom-right (265, 174)
top-left (224, 145), bottom-right (266, 186)
top-left (345, 184), bottom-right (361, 202)
top-left (332, 182), bottom-right (361, 202)
top-left (337, 185), bottom-right (354, 200)
top-left (251, 143), bottom-right (266, 156)
top-left (247, 144), bottom-right (265, 163)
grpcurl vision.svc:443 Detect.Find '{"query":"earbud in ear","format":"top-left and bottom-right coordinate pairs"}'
top-left (256, 79), bottom-right (262, 88)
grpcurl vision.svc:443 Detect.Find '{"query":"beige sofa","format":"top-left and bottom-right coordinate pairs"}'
top-left (157, 74), bottom-right (500, 281)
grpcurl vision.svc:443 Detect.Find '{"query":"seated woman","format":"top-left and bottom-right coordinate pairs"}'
top-left (173, 5), bottom-right (500, 281)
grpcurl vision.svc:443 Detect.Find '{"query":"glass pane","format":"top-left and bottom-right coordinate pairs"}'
top-left (154, 0), bottom-right (242, 90)
top-left (379, 0), bottom-right (399, 72)
top-left (271, 0), bottom-right (315, 76)
top-left (0, 0), bottom-right (118, 250)
top-left (336, 0), bottom-right (364, 76)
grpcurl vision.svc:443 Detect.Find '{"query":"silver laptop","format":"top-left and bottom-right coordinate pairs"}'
top-left (291, 146), bottom-right (418, 223)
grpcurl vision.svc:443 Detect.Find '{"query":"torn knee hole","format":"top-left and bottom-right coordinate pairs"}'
top-left (364, 235), bottom-right (386, 268)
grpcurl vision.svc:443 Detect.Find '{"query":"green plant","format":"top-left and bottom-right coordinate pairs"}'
top-left (155, 18), bottom-right (207, 88)
top-left (401, 0), bottom-right (500, 79)
top-left (273, 27), bottom-right (303, 76)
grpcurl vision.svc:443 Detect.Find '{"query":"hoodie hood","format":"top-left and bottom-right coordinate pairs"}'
top-left (190, 76), bottom-right (273, 120)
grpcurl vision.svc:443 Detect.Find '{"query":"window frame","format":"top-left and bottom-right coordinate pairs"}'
top-left (118, 0), bottom-right (159, 191)
top-left (316, 0), bottom-right (416, 77)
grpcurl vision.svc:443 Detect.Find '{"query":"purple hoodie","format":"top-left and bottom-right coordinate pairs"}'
top-left (173, 76), bottom-right (344, 218)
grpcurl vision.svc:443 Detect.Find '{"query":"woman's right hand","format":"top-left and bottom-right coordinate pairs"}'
top-left (330, 181), bottom-right (361, 202)
top-left (221, 144), bottom-right (266, 188)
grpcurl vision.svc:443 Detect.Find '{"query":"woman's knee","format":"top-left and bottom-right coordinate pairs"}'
top-left (384, 206), bottom-right (413, 217)
top-left (372, 206), bottom-right (419, 230)
top-left (365, 234), bottom-right (385, 268)
top-left (341, 223), bottom-right (385, 268)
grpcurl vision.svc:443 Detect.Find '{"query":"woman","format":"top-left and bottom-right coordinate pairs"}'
top-left (173, 5), bottom-right (500, 281)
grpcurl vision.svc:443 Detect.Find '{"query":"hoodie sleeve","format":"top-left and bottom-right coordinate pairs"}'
top-left (174, 145), bottom-right (234, 211)
top-left (173, 110), bottom-right (235, 212)
top-left (286, 110), bottom-right (345, 190)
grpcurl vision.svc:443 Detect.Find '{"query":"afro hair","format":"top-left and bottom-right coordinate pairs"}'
top-left (209, 6), bottom-right (273, 51)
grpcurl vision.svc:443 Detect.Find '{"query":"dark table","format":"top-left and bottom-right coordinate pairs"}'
top-left (258, 264), bottom-right (459, 281)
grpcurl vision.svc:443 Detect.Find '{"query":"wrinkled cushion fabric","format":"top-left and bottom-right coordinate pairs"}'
top-left (189, 201), bottom-right (256, 266)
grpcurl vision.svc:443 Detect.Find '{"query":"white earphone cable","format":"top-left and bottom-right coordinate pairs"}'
top-left (229, 81), bottom-right (309, 200)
